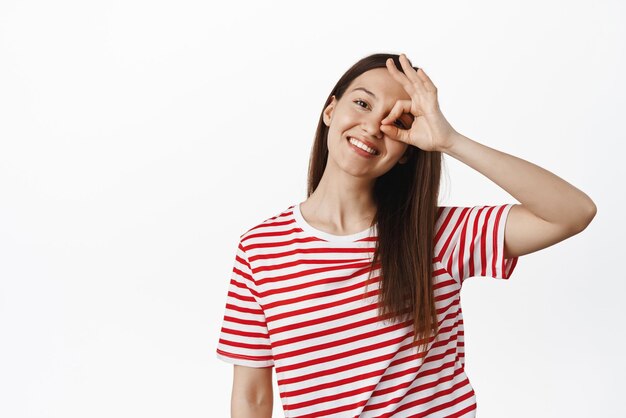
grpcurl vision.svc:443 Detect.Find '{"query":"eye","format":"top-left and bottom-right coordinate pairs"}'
top-left (354, 98), bottom-right (407, 128)
top-left (394, 120), bottom-right (406, 129)
top-left (353, 99), bottom-right (369, 109)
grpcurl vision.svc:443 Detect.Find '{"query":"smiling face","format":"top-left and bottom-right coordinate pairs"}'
top-left (322, 67), bottom-right (415, 180)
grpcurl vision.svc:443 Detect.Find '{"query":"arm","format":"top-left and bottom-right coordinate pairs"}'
top-left (441, 132), bottom-right (597, 258)
top-left (231, 365), bottom-right (273, 418)
top-left (381, 55), bottom-right (596, 259)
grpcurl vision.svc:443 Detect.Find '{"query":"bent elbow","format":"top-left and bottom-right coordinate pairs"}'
top-left (572, 201), bottom-right (597, 233)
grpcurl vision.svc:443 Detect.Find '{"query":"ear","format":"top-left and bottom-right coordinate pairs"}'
top-left (323, 95), bottom-right (337, 127)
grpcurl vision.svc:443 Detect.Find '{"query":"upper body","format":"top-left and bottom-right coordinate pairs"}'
top-left (217, 200), bottom-right (520, 417)
top-left (216, 53), bottom-right (597, 417)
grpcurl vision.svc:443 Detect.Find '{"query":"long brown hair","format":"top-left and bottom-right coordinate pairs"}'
top-left (306, 53), bottom-right (443, 356)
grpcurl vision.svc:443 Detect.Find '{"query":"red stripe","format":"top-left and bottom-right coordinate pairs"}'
top-left (491, 205), bottom-right (505, 277)
top-left (216, 348), bottom-right (273, 362)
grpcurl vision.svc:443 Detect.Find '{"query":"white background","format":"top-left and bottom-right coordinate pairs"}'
top-left (0, 0), bottom-right (624, 417)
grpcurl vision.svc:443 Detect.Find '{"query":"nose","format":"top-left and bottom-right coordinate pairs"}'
top-left (362, 115), bottom-right (384, 140)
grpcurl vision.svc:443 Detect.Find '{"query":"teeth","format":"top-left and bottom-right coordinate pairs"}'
top-left (349, 137), bottom-right (378, 155)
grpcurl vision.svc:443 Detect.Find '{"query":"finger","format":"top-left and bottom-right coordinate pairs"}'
top-left (416, 68), bottom-right (437, 93)
top-left (398, 53), bottom-right (422, 85)
top-left (386, 56), bottom-right (423, 98)
top-left (381, 99), bottom-right (412, 125)
top-left (385, 58), bottom-right (413, 90)
top-left (399, 54), bottom-right (432, 97)
top-left (380, 122), bottom-right (411, 144)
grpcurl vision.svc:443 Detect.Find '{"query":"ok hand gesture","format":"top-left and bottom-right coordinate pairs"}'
top-left (380, 54), bottom-right (459, 152)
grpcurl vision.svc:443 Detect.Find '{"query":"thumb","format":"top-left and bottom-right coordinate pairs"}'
top-left (380, 124), bottom-right (411, 145)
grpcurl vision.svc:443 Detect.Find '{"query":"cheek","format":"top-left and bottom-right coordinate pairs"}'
top-left (326, 128), bottom-right (346, 153)
top-left (333, 111), bottom-right (356, 129)
top-left (385, 141), bottom-right (409, 157)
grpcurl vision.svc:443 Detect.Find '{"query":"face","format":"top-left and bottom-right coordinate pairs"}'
top-left (322, 67), bottom-right (415, 180)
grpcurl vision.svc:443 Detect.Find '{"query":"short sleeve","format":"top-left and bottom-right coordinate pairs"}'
top-left (215, 239), bottom-right (274, 368)
top-left (436, 204), bottom-right (519, 285)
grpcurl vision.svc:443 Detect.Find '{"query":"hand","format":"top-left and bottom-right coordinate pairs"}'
top-left (380, 54), bottom-right (459, 152)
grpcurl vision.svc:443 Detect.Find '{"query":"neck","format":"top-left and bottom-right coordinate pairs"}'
top-left (301, 164), bottom-right (377, 234)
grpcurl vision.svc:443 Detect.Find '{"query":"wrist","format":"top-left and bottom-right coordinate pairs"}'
top-left (438, 131), bottom-right (465, 154)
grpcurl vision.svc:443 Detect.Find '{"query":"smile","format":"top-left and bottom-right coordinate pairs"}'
top-left (347, 137), bottom-right (380, 156)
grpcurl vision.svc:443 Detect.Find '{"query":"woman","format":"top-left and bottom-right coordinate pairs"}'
top-left (215, 52), bottom-right (596, 417)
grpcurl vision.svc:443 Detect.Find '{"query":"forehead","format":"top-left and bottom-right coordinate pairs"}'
top-left (346, 68), bottom-right (411, 102)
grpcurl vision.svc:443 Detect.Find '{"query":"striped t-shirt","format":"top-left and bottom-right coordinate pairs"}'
top-left (215, 202), bottom-right (519, 417)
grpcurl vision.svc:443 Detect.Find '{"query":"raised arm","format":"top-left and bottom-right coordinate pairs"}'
top-left (380, 54), bottom-right (597, 259)
top-left (441, 132), bottom-right (597, 258)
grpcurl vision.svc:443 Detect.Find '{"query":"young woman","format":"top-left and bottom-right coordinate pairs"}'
top-left (215, 52), bottom-right (596, 418)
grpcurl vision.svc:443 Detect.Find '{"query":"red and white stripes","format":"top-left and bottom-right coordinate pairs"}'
top-left (215, 203), bottom-right (520, 417)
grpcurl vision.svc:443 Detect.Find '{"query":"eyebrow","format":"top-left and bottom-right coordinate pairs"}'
top-left (350, 87), bottom-right (377, 100)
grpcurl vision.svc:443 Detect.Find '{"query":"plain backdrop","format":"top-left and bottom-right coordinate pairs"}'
top-left (0, 0), bottom-right (624, 417)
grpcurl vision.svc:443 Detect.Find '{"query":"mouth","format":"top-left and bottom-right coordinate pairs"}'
top-left (347, 136), bottom-right (380, 156)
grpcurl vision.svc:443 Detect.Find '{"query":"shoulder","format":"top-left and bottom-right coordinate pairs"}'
top-left (239, 203), bottom-right (298, 243)
top-left (434, 205), bottom-right (460, 230)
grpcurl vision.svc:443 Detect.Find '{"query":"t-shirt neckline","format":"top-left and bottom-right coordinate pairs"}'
top-left (292, 202), bottom-right (377, 242)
